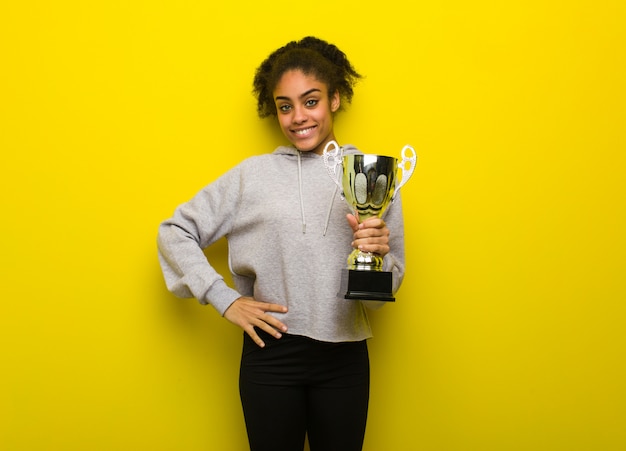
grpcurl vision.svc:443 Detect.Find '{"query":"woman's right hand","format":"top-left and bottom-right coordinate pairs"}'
top-left (223, 297), bottom-right (288, 348)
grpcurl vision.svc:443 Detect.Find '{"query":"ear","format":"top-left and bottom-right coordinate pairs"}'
top-left (330, 90), bottom-right (341, 112)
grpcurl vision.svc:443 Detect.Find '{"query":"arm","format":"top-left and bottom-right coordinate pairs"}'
top-left (157, 169), bottom-right (242, 314)
top-left (157, 164), bottom-right (288, 347)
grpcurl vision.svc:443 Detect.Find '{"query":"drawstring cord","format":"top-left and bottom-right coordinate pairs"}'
top-left (297, 151), bottom-right (306, 234)
top-left (323, 183), bottom-right (339, 236)
top-left (298, 148), bottom-right (340, 236)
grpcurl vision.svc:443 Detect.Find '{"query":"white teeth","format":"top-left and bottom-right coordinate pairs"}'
top-left (294, 127), bottom-right (313, 135)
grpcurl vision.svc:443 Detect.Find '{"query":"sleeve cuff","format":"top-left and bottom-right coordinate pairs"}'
top-left (204, 279), bottom-right (242, 316)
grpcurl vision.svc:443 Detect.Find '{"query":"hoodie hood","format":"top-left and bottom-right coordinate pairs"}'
top-left (271, 143), bottom-right (361, 157)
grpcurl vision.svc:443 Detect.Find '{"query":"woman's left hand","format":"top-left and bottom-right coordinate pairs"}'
top-left (346, 214), bottom-right (390, 257)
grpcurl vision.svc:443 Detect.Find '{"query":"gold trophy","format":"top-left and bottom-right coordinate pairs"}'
top-left (323, 141), bottom-right (416, 301)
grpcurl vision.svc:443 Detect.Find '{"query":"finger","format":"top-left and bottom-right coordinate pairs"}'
top-left (257, 303), bottom-right (288, 332)
top-left (261, 313), bottom-right (288, 334)
top-left (354, 234), bottom-right (388, 247)
top-left (353, 227), bottom-right (390, 241)
top-left (359, 217), bottom-right (386, 229)
top-left (245, 326), bottom-right (267, 348)
top-left (249, 315), bottom-right (286, 346)
top-left (352, 234), bottom-right (390, 256)
top-left (357, 240), bottom-right (389, 252)
top-left (256, 319), bottom-right (285, 339)
top-left (260, 302), bottom-right (289, 314)
top-left (358, 243), bottom-right (390, 255)
top-left (346, 213), bottom-right (360, 232)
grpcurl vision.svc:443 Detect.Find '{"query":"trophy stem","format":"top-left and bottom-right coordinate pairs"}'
top-left (347, 249), bottom-right (383, 271)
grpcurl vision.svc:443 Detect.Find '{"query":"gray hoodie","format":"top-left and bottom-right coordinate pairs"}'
top-left (157, 145), bottom-right (406, 342)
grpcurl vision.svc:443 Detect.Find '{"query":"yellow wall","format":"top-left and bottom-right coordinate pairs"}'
top-left (2, 1), bottom-right (625, 450)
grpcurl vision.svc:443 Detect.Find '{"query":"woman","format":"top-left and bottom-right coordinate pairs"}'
top-left (157, 36), bottom-right (406, 451)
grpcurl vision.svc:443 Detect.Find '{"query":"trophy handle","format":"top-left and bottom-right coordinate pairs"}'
top-left (393, 145), bottom-right (417, 200)
top-left (322, 140), bottom-right (344, 192)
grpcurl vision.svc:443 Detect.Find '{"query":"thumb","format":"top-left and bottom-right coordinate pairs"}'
top-left (346, 213), bottom-right (360, 232)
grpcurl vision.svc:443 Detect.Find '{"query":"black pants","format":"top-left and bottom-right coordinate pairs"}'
top-left (239, 330), bottom-right (370, 451)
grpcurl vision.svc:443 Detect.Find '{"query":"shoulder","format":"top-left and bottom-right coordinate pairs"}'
top-left (238, 147), bottom-right (298, 165)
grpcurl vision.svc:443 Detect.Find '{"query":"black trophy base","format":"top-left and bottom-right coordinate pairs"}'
top-left (341, 269), bottom-right (396, 302)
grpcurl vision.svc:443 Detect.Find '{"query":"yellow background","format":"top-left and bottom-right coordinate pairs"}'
top-left (1, 1), bottom-right (625, 450)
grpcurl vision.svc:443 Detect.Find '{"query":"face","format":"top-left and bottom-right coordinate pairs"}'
top-left (273, 69), bottom-right (341, 155)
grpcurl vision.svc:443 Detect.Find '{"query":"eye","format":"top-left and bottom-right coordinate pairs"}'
top-left (305, 99), bottom-right (318, 107)
top-left (278, 104), bottom-right (292, 113)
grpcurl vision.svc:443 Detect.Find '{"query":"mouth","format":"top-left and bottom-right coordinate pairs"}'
top-left (292, 126), bottom-right (316, 137)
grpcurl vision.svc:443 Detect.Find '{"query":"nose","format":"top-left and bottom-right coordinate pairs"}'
top-left (292, 106), bottom-right (308, 124)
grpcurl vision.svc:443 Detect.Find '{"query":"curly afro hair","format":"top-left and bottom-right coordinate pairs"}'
top-left (253, 36), bottom-right (362, 118)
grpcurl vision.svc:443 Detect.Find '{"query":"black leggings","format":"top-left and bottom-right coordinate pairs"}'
top-left (239, 330), bottom-right (370, 451)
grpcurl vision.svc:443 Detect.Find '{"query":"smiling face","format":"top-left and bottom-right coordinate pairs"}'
top-left (273, 69), bottom-right (341, 155)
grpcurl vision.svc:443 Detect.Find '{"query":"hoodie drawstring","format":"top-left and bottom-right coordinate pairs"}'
top-left (297, 148), bottom-right (341, 236)
top-left (297, 151), bottom-right (306, 234)
top-left (323, 183), bottom-right (339, 236)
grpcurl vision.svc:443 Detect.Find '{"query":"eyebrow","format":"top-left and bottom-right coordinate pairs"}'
top-left (274, 88), bottom-right (322, 102)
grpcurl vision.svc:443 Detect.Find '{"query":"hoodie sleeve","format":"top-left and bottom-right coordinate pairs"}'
top-left (363, 190), bottom-right (407, 310)
top-left (383, 190), bottom-right (407, 290)
top-left (156, 165), bottom-right (243, 315)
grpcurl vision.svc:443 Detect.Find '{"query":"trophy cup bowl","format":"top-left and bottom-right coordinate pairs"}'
top-left (323, 141), bottom-right (416, 301)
